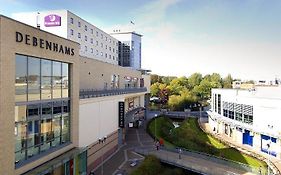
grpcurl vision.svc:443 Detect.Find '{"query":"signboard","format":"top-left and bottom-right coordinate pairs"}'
top-left (44, 14), bottom-right (61, 27)
top-left (119, 102), bottom-right (125, 128)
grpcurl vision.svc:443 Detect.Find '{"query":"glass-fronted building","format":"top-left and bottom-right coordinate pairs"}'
top-left (0, 15), bottom-right (84, 175)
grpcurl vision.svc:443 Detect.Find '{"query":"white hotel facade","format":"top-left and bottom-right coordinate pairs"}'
top-left (13, 10), bottom-right (119, 65)
top-left (208, 86), bottom-right (281, 159)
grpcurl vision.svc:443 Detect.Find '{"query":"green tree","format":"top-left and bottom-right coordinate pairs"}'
top-left (150, 74), bottom-right (162, 84)
top-left (222, 74), bottom-right (233, 88)
top-left (188, 73), bottom-right (202, 89)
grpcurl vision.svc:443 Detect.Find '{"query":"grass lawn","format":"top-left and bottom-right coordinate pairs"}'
top-left (148, 116), bottom-right (267, 168)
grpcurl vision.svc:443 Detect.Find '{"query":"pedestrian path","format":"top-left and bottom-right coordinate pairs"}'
top-left (135, 147), bottom-right (259, 175)
top-left (199, 119), bottom-right (281, 175)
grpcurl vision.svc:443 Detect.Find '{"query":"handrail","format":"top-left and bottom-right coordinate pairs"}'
top-left (79, 87), bottom-right (147, 99)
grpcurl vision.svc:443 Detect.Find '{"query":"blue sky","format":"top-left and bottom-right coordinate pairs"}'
top-left (1, 0), bottom-right (281, 80)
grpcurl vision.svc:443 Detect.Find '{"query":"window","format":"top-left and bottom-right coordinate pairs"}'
top-left (15, 55), bottom-right (27, 102)
top-left (101, 52), bottom-right (103, 56)
top-left (28, 57), bottom-right (40, 101)
top-left (85, 35), bottom-right (87, 41)
top-left (15, 55), bottom-right (71, 165)
top-left (70, 17), bottom-right (73, 24)
top-left (96, 41), bottom-right (98, 46)
top-left (101, 34), bottom-right (103, 39)
top-left (109, 47), bottom-right (111, 51)
top-left (105, 45), bottom-right (107, 49)
top-left (96, 50), bottom-right (99, 55)
top-left (91, 48), bottom-right (93, 53)
top-left (91, 29), bottom-right (93, 34)
top-left (78, 33), bottom-right (81, 38)
top-left (109, 55), bottom-right (111, 59)
top-left (113, 48), bottom-right (115, 52)
top-left (113, 41), bottom-right (115, 45)
top-left (91, 38), bottom-right (93, 44)
top-left (85, 25), bottom-right (87, 31)
top-left (218, 94), bottom-right (221, 114)
top-left (78, 21), bottom-right (81, 27)
top-left (41, 60), bottom-right (52, 100)
top-left (109, 39), bottom-right (111, 43)
top-left (101, 43), bottom-right (103, 48)
top-left (96, 31), bottom-right (99, 37)
top-left (105, 53), bottom-right (107, 58)
top-left (214, 94), bottom-right (217, 112)
top-left (70, 29), bottom-right (74, 36)
top-left (52, 61), bottom-right (62, 99)
top-left (105, 36), bottom-right (107, 41)
top-left (85, 46), bottom-right (87, 52)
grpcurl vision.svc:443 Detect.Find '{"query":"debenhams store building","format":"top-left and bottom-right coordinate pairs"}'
top-left (0, 15), bottom-right (86, 174)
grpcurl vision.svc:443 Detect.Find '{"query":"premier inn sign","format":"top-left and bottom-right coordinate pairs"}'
top-left (16, 31), bottom-right (75, 56)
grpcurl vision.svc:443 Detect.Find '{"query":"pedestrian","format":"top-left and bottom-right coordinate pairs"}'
top-left (178, 148), bottom-right (182, 159)
top-left (259, 166), bottom-right (262, 175)
top-left (156, 141), bottom-right (160, 150)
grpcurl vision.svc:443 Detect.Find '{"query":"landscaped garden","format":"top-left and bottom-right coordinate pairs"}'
top-left (148, 116), bottom-right (267, 168)
top-left (130, 155), bottom-right (185, 175)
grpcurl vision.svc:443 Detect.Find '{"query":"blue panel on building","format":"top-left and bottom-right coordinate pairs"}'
top-left (242, 130), bottom-right (253, 146)
top-left (261, 134), bottom-right (277, 157)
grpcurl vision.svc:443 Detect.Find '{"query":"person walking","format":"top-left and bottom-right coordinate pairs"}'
top-left (156, 141), bottom-right (160, 150)
top-left (178, 148), bottom-right (182, 159)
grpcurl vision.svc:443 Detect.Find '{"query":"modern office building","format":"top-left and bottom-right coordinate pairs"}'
top-left (0, 15), bottom-right (150, 175)
top-left (208, 86), bottom-right (281, 159)
top-left (13, 10), bottom-right (119, 65)
top-left (110, 30), bottom-right (142, 70)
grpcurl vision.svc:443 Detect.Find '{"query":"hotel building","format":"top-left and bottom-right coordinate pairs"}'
top-left (0, 14), bottom-right (150, 175)
top-left (110, 31), bottom-right (142, 70)
top-left (13, 10), bottom-right (119, 65)
top-left (208, 86), bottom-right (281, 159)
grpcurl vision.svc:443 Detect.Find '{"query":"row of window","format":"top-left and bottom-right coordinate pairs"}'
top-left (222, 102), bottom-right (253, 125)
top-left (15, 55), bottom-right (70, 102)
top-left (82, 46), bottom-right (117, 61)
top-left (69, 17), bottom-right (117, 45)
top-left (71, 29), bottom-right (118, 52)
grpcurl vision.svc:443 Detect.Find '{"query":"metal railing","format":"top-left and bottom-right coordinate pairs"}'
top-left (134, 147), bottom-right (268, 175)
top-left (79, 87), bottom-right (147, 99)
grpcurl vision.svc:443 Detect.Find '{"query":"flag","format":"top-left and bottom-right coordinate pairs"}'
top-left (130, 21), bottom-right (135, 25)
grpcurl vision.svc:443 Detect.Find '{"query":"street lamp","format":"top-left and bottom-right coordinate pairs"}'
top-left (154, 114), bottom-right (157, 141)
top-left (99, 136), bottom-right (107, 175)
top-left (267, 141), bottom-right (271, 175)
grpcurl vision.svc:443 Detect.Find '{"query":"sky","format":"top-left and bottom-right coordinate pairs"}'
top-left (1, 0), bottom-right (281, 81)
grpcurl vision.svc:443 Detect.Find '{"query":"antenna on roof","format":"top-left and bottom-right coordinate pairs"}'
top-left (36, 12), bottom-right (40, 29)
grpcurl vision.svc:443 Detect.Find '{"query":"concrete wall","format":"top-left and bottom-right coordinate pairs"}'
top-left (79, 57), bottom-right (142, 90)
top-left (0, 16), bottom-right (80, 175)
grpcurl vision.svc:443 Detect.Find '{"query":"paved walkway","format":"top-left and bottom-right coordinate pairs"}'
top-left (199, 119), bottom-right (281, 175)
top-left (92, 116), bottom-right (154, 175)
top-left (135, 148), bottom-right (257, 175)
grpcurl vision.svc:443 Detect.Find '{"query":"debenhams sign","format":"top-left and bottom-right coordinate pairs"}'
top-left (16, 31), bottom-right (75, 56)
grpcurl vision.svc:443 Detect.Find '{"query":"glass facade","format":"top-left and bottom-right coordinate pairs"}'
top-left (15, 55), bottom-right (71, 165)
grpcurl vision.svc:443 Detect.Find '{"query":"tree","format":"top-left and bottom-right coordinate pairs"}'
top-left (150, 74), bottom-right (162, 84)
top-left (222, 74), bottom-right (233, 88)
top-left (188, 73), bottom-right (202, 89)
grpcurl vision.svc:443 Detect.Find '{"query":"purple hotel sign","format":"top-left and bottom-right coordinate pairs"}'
top-left (44, 14), bottom-right (61, 27)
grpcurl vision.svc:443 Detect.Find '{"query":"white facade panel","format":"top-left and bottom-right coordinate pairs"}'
top-left (79, 96), bottom-right (124, 147)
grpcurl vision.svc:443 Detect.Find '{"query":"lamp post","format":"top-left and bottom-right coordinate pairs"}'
top-left (99, 136), bottom-right (107, 175)
top-left (267, 141), bottom-right (271, 175)
top-left (154, 114), bottom-right (157, 141)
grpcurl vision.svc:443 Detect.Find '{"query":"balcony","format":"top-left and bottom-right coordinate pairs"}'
top-left (80, 87), bottom-right (147, 99)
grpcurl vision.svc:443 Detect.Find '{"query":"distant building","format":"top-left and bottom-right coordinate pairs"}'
top-left (110, 30), bottom-right (142, 70)
top-left (13, 10), bottom-right (119, 65)
top-left (208, 86), bottom-right (281, 159)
